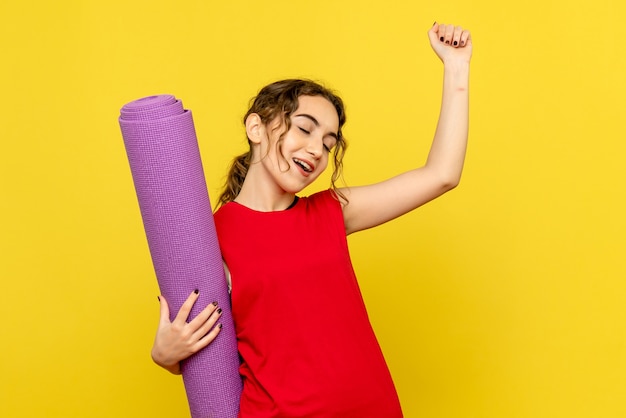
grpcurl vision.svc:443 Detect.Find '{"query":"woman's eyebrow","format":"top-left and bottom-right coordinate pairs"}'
top-left (294, 113), bottom-right (338, 140)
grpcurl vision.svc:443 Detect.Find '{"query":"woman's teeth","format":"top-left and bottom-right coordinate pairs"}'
top-left (294, 158), bottom-right (312, 172)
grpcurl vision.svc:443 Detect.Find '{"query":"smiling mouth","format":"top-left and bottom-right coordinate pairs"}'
top-left (293, 158), bottom-right (313, 173)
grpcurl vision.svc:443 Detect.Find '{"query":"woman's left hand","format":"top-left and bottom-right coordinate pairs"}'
top-left (428, 23), bottom-right (473, 64)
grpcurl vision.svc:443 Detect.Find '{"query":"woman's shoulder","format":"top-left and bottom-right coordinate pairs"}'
top-left (300, 189), bottom-right (345, 231)
top-left (302, 189), bottom-right (340, 208)
top-left (213, 201), bottom-right (240, 228)
top-left (213, 201), bottom-right (233, 217)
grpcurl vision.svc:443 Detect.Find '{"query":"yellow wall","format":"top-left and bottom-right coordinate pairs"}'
top-left (1, 1), bottom-right (624, 417)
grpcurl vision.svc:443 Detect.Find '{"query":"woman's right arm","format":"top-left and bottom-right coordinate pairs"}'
top-left (151, 290), bottom-right (223, 375)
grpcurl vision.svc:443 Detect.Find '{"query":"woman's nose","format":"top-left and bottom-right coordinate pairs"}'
top-left (306, 137), bottom-right (323, 158)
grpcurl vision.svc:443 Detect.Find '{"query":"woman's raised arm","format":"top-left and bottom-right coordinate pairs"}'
top-left (341, 23), bottom-right (472, 235)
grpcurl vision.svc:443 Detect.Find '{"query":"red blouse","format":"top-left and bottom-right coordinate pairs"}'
top-left (214, 190), bottom-right (403, 418)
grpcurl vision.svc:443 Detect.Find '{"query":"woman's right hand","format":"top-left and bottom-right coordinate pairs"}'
top-left (151, 290), bottom-right (223, 374)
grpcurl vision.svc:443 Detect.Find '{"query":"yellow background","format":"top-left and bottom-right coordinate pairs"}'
top-left (1, 1), bottom-right (624, 417)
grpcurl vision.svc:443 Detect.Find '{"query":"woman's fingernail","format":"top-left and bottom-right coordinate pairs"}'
top-left (194, 289), bottom-right (199, 294)
top-left (454, 41), bottom-right (458, 46)
top-left (212, 301), bottom-right (218, 306)
top-left (217, 308), bottom-right (223, 314)
top-left (157, 296), bottom-right (160, 302)
top-left (440, 36), bottom-right (444, 42)
top-left (433, 21), bottom-right (437, 26)
top-left (445, 40), bottom-right (450, 44)
top-left (219, 323), bottom-right (223, 329)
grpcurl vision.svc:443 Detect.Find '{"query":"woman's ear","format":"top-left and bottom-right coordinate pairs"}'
top-left (245, 113), bottom-right (264, 144)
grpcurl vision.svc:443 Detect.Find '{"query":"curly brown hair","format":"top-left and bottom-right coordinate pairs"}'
top-left (216, 79), bottom-right (348, 207)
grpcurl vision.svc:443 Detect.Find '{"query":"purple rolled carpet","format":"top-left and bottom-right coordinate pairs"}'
top-left (119, 95), bottom-right (241, 418)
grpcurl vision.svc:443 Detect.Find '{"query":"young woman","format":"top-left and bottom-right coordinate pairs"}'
top-left (151, 22), bottom-right (472, 417)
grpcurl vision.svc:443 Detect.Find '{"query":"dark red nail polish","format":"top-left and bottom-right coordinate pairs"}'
top-left (440, 37), bottom-right (444, 42)
top-left (217, 308), bottom-right (223, 314)
top-left (157, 296), bottom-right (160, 302)
top-left (194, 289), bottom-right (199, 294)
top-left (454, 41), bottom-right (458, 46)
top-left (212, 301), bottom-right (218, 306)
top-left (445, 40), bottom-right (450, 44)
top-left (219, 323), bottom-right (223, 329)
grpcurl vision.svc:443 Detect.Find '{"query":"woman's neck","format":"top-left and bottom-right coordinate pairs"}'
top-left (235, 175), bottom-right (296, 212)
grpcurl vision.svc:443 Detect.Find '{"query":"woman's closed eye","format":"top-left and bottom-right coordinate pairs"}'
top-left (298, 125), bottom-right (333, 152)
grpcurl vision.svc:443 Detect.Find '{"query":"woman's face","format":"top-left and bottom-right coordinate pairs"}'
top-left (260, 95), bottom-right (340, 194)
